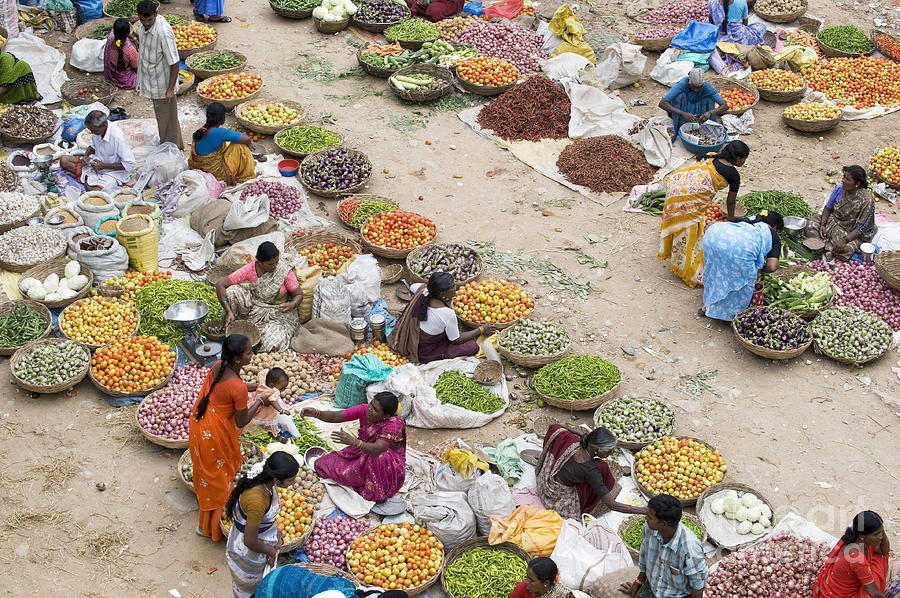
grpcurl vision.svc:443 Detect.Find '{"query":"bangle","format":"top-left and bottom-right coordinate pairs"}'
top-left (222, 299), bottom-right (230, 304)
top-left (634, 578), bottom-right (644, 586)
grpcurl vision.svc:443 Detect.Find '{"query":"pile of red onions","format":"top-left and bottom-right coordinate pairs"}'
top-left (635, 25), bottom-right (682, 39)
top-left (809, 261), bottom-right (900, 330)
top-left (296, 353), bottom-right (344, 385)
top-left (169, 362), bottom-right (209, 389)
top-left (456, 22), bottom-right (548, 72)
top-left (306, 517), bottom-right (371, 569)
top-left (644, 0), bottom-right (708, 24)
top-left (707, 535), bottom-right (830, 598)
top-left (136, 386), bottom-right (198, 440)
top-left (240, 179), bottom-right (304, 221)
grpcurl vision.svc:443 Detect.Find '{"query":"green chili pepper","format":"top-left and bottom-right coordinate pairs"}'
top-left (242, 417), bottom-right (331, 453)
top-left (444, 547), bottom-right (527, 598)
top-left (0, 304), bottom-right (46, 348)
top-left (133, 280), bottom-right (222, 347)
top-left (271, 0), bottom-right (322, 9)
top-left (105, 0), bottom-right (157, 17)
top-left (89, 25), bottom-right (113, 40)
top-left (737, 190), bottom-right (813, 218)
top-left (532, 355), bottom-right (620, 401)
top-left (349, 200), bottom-right (398, 228)
top-left (434, 370), bottom-right (505, 414)
top-left (190, 52), bottom-right (244, 71)
top-left (385, 19), bottom-right (441, 42)
top-left (275, 126), bottom-right (342, 155)
top-left (817, 26), bottom-right (873, 54)
top-left (624, 516), bottom-right (704, 551)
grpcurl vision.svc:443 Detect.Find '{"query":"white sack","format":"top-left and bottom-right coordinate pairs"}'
top-left (411, 491), bottom-right (477, 549)
top-left (651, 48), bottom-right (693, 87)
top-left (467, 473), bottom-right (515, 535)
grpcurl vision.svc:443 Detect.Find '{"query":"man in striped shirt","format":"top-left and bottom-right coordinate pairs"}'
top-left (136, 0), bottom-right (183, 149)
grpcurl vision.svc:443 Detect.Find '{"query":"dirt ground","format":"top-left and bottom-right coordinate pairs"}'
top-left (1, 1), bottom-right (899, 596)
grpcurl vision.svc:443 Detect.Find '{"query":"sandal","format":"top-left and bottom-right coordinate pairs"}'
top-left (208, 15), bottom-right (233, 21)
top-left (193, 10), bottom-right (207, 20)
top-left (196, 526), bottom-right (209, 537)
top-left (696, 307), bottom-right (706, 318)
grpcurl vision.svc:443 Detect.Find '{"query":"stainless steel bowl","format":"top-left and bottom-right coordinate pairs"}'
top-left (783, 216), bottom-right (807, 232)
top-left (26, 216), bottom-right (44, 226)
top-left (45, 214), bottom-right (65, 225)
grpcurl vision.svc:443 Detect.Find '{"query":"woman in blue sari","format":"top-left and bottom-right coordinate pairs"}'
top-left (708, 0), bottom-right (765, 44)
top-left (659, 69), bottom-right (729, 140)
top-left (700, 211), bottom-right (783, 321)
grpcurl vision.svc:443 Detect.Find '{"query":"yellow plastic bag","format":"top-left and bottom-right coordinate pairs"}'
top-left (548, 4), bottom-right (597, 64)
top-left (489, 505), bottom-right (564, 557)
top-left (444, 448), bottom-right (489, 478)
top-left (772, 45), bottom-right (818, 71)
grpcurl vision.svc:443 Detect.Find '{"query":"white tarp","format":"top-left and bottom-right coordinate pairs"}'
top-left (5, 31), bottom-right (67, 104)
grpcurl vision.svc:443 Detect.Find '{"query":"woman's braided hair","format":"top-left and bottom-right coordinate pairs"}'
top-left (194, 334), bottom-right (249, 421)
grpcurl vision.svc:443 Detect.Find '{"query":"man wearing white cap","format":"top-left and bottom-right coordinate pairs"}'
top-left (658, 68), bottom-right (729, 139)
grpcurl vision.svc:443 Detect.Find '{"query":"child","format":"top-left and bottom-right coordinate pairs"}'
top-left (249, 367), bottom-right (302, 438)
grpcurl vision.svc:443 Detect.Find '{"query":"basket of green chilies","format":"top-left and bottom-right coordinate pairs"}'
top-left (275, 125), bottom-right (343, 159)
top-left (269, 0), bottom-right (321, 19)
top-left (441, 537), bottom-right (529, 598)
top-left (532, 354), bottom-right (622, 411)
top-left (185, 50), bottom-right (248, 79)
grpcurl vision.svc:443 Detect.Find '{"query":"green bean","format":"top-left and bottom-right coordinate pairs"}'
top-left (434, 370), bottom-right (505, 414)
top-left (385, 19), bottom-right (441, 42)
top-left (444, 548), bottom-right (527, 598)
top-left (133, 280), bottom-right (222, 347)
top-left (275, 126), bottom-right (341, 155)
top-left (349, 200), bottom-right (398, 228)
top-left (190, 52), bottom-right (244, 71)
top-left (89, 25), bottom-right (112, 40)
top-left (624, 516), bottom-right (703, 551)
top-left (737, 190), bottom-right (813, 218)
top-left (105, 0), bottom-right (157, 17)
top-left (0, 304), bottom-right (46, 348)
top-left (532, 355), bottom-right (620, 401)
top-left (271, 0), bottom-right (321, 10)
top-left (817, 26), bottom-right (873, 54)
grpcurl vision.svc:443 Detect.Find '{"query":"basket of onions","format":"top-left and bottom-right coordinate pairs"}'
top-left (134, 363), bottom-right (208, 449)
top-left (306, 516), bottom-right (372, 570)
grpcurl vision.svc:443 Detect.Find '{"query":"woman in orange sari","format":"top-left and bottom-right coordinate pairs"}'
top-left (814, 511), bottom-right (890, 598)
top-left (188, 334), bottom-right (265, 540)
top-left (658, 140), bottom-right (749, 288)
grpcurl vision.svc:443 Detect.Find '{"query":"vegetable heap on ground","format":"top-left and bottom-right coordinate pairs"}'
top-left (643, 0), bottom-right (707, 24)
top-left (435, 15), bottom-right (475, 43)
top-left (499, 319), bottom-right (568, 356)
top-left (105, 0), bottom-right (156, 17)
top-left (635, 437), bottom-right (726, 500)
top-left (338, 197), bottom-right (397, 228)
top-left (476, 76), bottom-right (571, 142)
top-left (816, 25), bottom-right (873, 54)
top-left (434, 370), bottom-right (505, 414)
top-left (557, 136), bottom-right (655, 193)
top-left (347, 523), bottom-right (443, 589)
top-left (754, 0), bottom-right (803, 15)
top-left (763, 270), bottom-right (832, 314)
top-left (0, 303), bottom-right (46, 349)
top-left (810, 306), bottom-right (893, 362)
top-left (307, 517), bottom-right (371, 570)
top-left (240, 180), bottom-right (303, 221)
top-left (299, 242), bottom-right (355, 276)
top-left (14, 340), bottom-right (88, 386)
top-left (453, 279), bottom-right (534, 324)
top-left (352, 341), bottom-right (407, 367)
top-left (300, 147), bottom-right (371, 192)
top-left (92, 335), bottom-right (177, 394)
top-left (734, 306), bottom-right (811, 352)
top-left (198, 72), bottom-right (262, 101)
top-left (409, 243), bottom-right (480, 283)
top-left (803, 57), bottom-right (900, 109)
top-left (871, 145), bottom-right (900, 186)
top-left (748, 69), bottom-right (805, 92)
top-left (134, 280), bottom-right (222, 346)
top-left (362, 211), bottom-right (436, 250)
top-left (456, 22), bottom-right (547, 72)
top-left (707, 489), bottom-right (772, 536)
top-left (444, 547), bottom-right (527, 598)
top-left (296, 353), bottom-right (345, 384)
top-left (533, 355), bottom-right (620, 400)
top-left (704, 204), bottom-right (727, 227)
top-left (737, 190), bottom-right (812, 217)
top-left (623, 515), bottom-right (703, 551)
top-left (594, 397), bottom-right (674, 445)
top-left (809, 261), bottom-right (900, 330)
top-left (242, 418), bottom-right (330, 453)
top-left (60, 296), bottom-right (139, 346)
top-left (276, 126), bottom-right (341, 155)
top-left (173, 22), bottom-right (217, 50)
top-left (239, 352), bottom-right (325, 401)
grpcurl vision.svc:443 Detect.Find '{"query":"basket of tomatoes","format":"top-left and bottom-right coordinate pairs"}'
top-left (290, 232), bottom-right (362, 276)
top-left (710, 76), bottom-right (758, 115)
top-left (89, 335), bottom-right (177, 398)
top-left (634, 436), bottom-right (727, 506)
top-left (452, 279), bottom-right (534, 330)
top-left (59, 296), bottom-right (140, 350)
top-left (703, 204), bottom-right (728, 229)
top-left (361, 210), bottom-right (436, 259)
top-left (747, 69), bottom-right (806, 102)
top-left (870, 145), bottom-right (900, 190)
top-left (455, 57), bottom-right (518, 97)
top-left (173, 21), bottom-right (218, 60)
top-left (197, 72), bottom-right (263, 109)
top-left (346, 522), bottom-right (444, 595)
top-left (781, 101), bottom-right (842, 133)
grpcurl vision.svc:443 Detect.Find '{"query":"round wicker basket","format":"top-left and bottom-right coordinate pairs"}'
top-left (382, 263), bottom-right (403, 284)
top-left (535, 379), bottom-right (620, 411)
top-left (134, 387), bottom-right (189, 448)
top-left (811, 309), bottom-right (891, 366)
top-left (440, 537), bottom-right (529, 598)
top-left (102, 6), bottom-right (138, 21)
top-left (782, 112), bottom-right (841, 133)
top-left (767, 264), bottom-right (834, 318)
top-left (0, 242), bottom-right (66, 273)
top-left (360, 212), bottom-right (436, 259)
top-left (456, 74), bottom-right (516, 97)
top-left (496, 321), bottom-right (569, 368)
top-left (185, 50), bottom-right (248, 79)
top-left (696, 481), bottom-right (776, 550)
top-left (177, 37), bottom-right (218, 61)
top-left (227, 319), bottom-right (261, 347)
top-left (61, 79), bottom-right (117, 106)
top-left (633, 437), bottom-right (724, 506)
top-left (300, 148), bottom-right (371, 199)
top-left (220, 509), bottom-right (315, 552)
top-left (619, 513), bottom-right (707, 561)
top-left (17, 259), bottom-right (93, 310)
top-left (756, 83), bottom-right (807, 103)
top-left (753, 0), bottom-right (807, 22)
top-left (73, 16), bottom-right (121, 41)
top-left (816, 33), bottom-right (870, 58)
top-left (873, 170), bottom-right (900, 191)
top-left (873, 29), bottom-right (900, 63)
top-left (632, 33), bottom-right (675, 51)
top-left (197, 74), bottom-right (262, 109)
top-left (351, 5), bottom-right (410, 32)
top-left (269, 0), bottom-right (318, 18)
top-left (201, 318), bottom-right (226, 341)
top-left (93, 365), bottom-right (174, 400)
top-left (0, 164), bottom-right (18, 192)
top-left (473, 360), bottom-right (503, 385)
top-left (389, 64), bottom-right (453, 102)
top-left (0, 300), bottom-right (52, 356)
top-left (710, 76), bottom-right (759, 116)
top-left (177, 70), bottom-right (195, 96)
top-left (732, 307), bottom-right (812, 360)
top-left (337, 195), bottom-right (398, 230)
top-left (385, 21), bottom-right (439, 50)
top-left (0, 204), bottom-right (39, 235)
top-left (234, 99), bottom-right (304, 135)
top-left (347, 524), bottom-right (444, 596)
top-left (206, 263), bottom-right (239, 286)
top-left (275, 126), bottom-right (343, 159)
top-left (405, 243), bottom-right (482, 286)
top-left (288, 230), bottom-right (363, 256)
top-left (315, 15), bottom-right (349, 33)
top-left (9, 338), bottom-right (91, 394)
top-left (874, 250), bottom-right (900, 292)
top-left (593, 397), bottom-right (675, 452)
top-left (178, 437), bottom-right (262, 493)
top-left (59, 297), bottom-right (140, 350)
top-left (0, 106), bottom-right (60, 146)
top-left (357, 47), bottom-right (404, 78)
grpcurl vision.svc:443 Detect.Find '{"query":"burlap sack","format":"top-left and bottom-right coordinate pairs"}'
top-left (216, 218), bottom-right (279, 247)
top-left (290, 318), bottom-right (355, 356)
top-left (295, 265), bottom-right (322, 324)
top-left (589, 566), bottom-right (640, 598)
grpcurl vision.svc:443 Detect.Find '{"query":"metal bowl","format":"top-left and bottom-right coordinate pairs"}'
top-left (45, 214), bottom-right (64, 225)
top-left (26, 216), bottom-right (45, 226)
top-left (783, 216), bottom-right (807, 232)
top-left (163, 299), bottom-right (210, 328)
top-left (304, 445), bottom-right (328, 470)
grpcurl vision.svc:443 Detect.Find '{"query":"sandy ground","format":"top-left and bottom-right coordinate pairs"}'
top-left (2, 1), bottom-right (900, 596)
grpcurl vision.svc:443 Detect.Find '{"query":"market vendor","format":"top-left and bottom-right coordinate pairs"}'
top-left (659, 140), bottom-right (750, 287)
top-left (700, 211), bottom-right (783, 321)
top-left (510, 557), bottom-right (575, 598)
top-left (215, 241), bottom-right (302, 353)
top-left (536, 423), bottom-right (647, 518)
top-left (618, 494), bottom-right (708, 598)
top-left (387, 272), bottom-right (491, 364)
top-left (708, 0), bottom-right (765, 44)
top-left (658, 69), bottom-right (729, 139)
top-left (0, 40), bottom-right (41, 104)
top-left (189, 102), bottom-right (256, 185)
top-left (59, 111), bottom-right (135, 191)
top-left (103, 18), bottom-right (138, 90)
top-left (300, 392), bottom-right (406, 503)
top-left (813, 511), bottom-right (889, 598)
top-left (805, 165), bottom-right (876, 262)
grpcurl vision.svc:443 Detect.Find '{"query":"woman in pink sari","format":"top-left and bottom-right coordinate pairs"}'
top-left (301, 392), bottom-right (406, 502)
top-left (103, 18), bottom-right (138, 90)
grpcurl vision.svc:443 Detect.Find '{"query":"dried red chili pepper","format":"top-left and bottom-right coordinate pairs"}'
top-left (476, 76), bottom-right (571, 142)
top-left (556, 136), bottom-right (656, 193)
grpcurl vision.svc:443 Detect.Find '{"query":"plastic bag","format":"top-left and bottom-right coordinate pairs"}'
top-left (461, 1), bottom-right (483, 15)
top-left (69, 38), bottom-right (104, 72)
top-left (484, 0), bottom-right (522, 19)
top-left (220, 232), bottom-right (286, 267)
top-left (313, 274), bottom-right (352, 324)
top-left (344, 254), bottom-right (382, 313)
top-left (489, 505), bottom-right (564, 558)
top-left (630, 116), bottom-right (673, 168)
top-left (594, 42), bottom-right (645, 89)
top-left (680, 121), bottom-right (726, 145)
top-left (467, 473), bottom-right (515, 535)
top-left (548, 4), bottom-right (596, 63)
top-left (670, 19), bottom-right (718, 53)
top-left (74, 191), bottom-right (117, 229)
top-left (167, 170), bottom-right (211, 218)
top-left (650, 48), bottom-right (693, 86)
top-left (61, 117), bottom-right (84, 142)
top-left (67, 234), bottom-right (129, 282)
top-left (72, 0), bottom-right (102, 22)
top-left (138, 142), bottom-right (189, 189)
top-left (333, 354), bottom-right (392, 409)
top-left (224, 192), bottom-right (269, 231)
top-left (411, 491), bottom-right (477, 550)
top-left (194, 169), bottom-right (226, 199)
top-left (550, 519), bottom-right (633, 592)
top-left (435, 463), bottom-right (479, 493)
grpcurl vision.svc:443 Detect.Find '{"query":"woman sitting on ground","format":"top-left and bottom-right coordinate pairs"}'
top-left (805, 165), bottom-right (876, 262)
top-left (510, 557), bottom-right (575, 598)
top-left (188, 101), bottom-right (256, 185)
top-left (813, 511), bottom-right (889, 598)
top-left (103, 18), bottom-right (138, 90)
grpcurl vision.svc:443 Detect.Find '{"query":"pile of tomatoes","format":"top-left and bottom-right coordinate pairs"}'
top-left (453, 279), bottom-right (534, 324)
top-left (783, 102), bottom-right (841, 121)
top-left (275, 486), bottom-right (315, 545)
top-left (198, 72), bottom-right (263, 101)
top-left (241, 103), bottom-right (301, 128)
top-left (871, 146), bottom-right (900, 187)
top-left (172, 22), bottom-right (217, 50)
top-left (456, 57), bottom-right (518, 87)
top-left (876, 33), bottom-right (900, 61)
top-left (103, 269), bottom-right (171, 302)
top-left (347, 523), bottom-right (443, 590)
top-left (635, 437), bottom-right (727, 501)
top-left (802, 56), bottom-right (900, 110)
top-left (704, 204), bottom-right (727, 228)
top-left (60, 296), bottom-right (139, 346)
top-left (748, 69), bottom-right (805, 92)
top-left (362, 211), bottom-right (436, 250)
top-left (298, 243), bottom-right (355, 276)
top-left (351, 341), bottom-right (407, 367)
top-left (91, 335), bottom-right (176, 393)
top-left (718, 88), bottom-right (755, 111)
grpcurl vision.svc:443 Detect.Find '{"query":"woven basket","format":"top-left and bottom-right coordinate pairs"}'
top-left (496, 322), bottom-right (569, 368)
top-left (753, 0), bottom-right (807, 23)
top-left (0, 204), bottom-right (39, 234)
top-left (816, 34), bottom-right (869, 58)
top-left (347, 525), bottom-right (444, 596)
top-left (782, 112), bottom-right (841, 133)
top-left (873, 29), bottom-right (900, 63)
top-left (201, 318), bottom-right (226, 341)
top-left (456, 75), bottom-right (516, 97)
top-left (134, 387), bottom-right (189, 448)
top-left (756, 83), bottom-right (806, 103)
top-left (269, 0), bottom-right (318, 18)
top-left (405, 243), bottom-right (482, 286)
top-left (197, 75), bottom-right (262, 109)
top-left (337, 194), bottom-right (398, 230)
top-left (874, 250), bottom-right (900, 292)
top-left (0, 164), bottom-right (17, 192)
top-left (59, 297), bottom-right (140, 350)
top-left (473, 360), bottom-right (503, 385)
top-left (381, 263), bottom-right (403, 284)
top-left (299, 148), bottom-right (371, 198)
top-left (61, 79), bottom-right (116, 106)
top-left (0, 106), bottom-right (59, 146)
top-left (315, 15), bottom-right (349, 33)
top-left (73, 16), bottom-right (120, 40)
top-left (361, 212), bottom-right (436, 259)
top-left (0, 242), bottom-right (66, 273)
top-left (206, 263), bottom-right (239, 286)
top-left (351, 6), bottom-right (410, 32)
top-left (0, 300), bottom-right (52, 356)
top-left (385, 21), bottom-right (439, 50)
top-left (234, 99), bottom-right (304, 135)
top-left (227, 320), bottom-right (261, 347)
top-left (185, 50), bottom-right (248, 79)
top-left (9, 337), bottom-right (90, 394)
top-left (441, 537), bottom-right (529, 598)
top-left (732, 307), bottom-right (812, 360)
top-left (632, 33), bottom-right (675, 51)
top-left (873, 170), bottom-right (900, 191)
top-left (177, 37), bottom-right (218, 61)
top-left (696, 482), bottom-right (775, 550)
top-left (593, 397), bottom-right (675, 452)
top-left (709, 76), bottom-right (759, 116)
top-left (357, 47), bottom-right (404, 78)
top-left (220, 510), bottom-right (315, 552)
top-left (177, 70), bottom-right (195, 96)
top-left (288, 230), bottom-right (363, 256)
top-left (389, 64), bottom-right (453, 102)
top-left (618, 513), bottom-right (707, 561)
top-left (179, 437), bottom-right (262, 493)
top-left (535, 379), bottom-right (620, 411)
top-left (102, 6), bottom-right (138, 21)
top-left (275, 126), bottom-right (343, 159)
top-left (767, 264), bottom-right (833, 318)
top-left (634, 437), bottom-right (723, 506)
top-left (812, 309), bottom-right (891, 366)
top-left (17, 259), bottom-right (93, 310)
top-left (92, 364), bottom-right (173, 400)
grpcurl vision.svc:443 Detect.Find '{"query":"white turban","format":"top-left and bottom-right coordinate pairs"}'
top-left (688, 68), bottom-right (704, 87)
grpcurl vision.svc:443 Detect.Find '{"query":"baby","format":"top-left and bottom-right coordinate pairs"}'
top-left (249, 367), bottom-right (302, 439)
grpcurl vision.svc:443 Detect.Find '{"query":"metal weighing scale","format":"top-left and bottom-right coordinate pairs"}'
top-left (31, 154), bottom-right (57, 194)
top-left (163, 300), bottom-right (222, 367)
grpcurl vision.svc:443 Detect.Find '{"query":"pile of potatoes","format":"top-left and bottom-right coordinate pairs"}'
top-left (292, 466), bottom-right (326, 505)
top-left (755, 0), bottom-right (803, 14)
top-left (436, 16), bottom-right (476, 42)
top-left (240, 352), bottom-right (325, 397)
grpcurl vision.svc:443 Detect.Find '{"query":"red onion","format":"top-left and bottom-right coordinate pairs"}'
top-left (644, 0), bottom-right (708, 24)
top-left (306, 517), bottom-right (371, 569)
top-left (240, 180), bottom-right (304, 222)
top-left (296, 353), bottom-right (344, 387)
top-left (809, 260), bottom-right (900, 330)
top-left (136, 386), bottom-right (199, 440)
top-left (635, 26), bottom-right (682, 39)
top-left (169, 362), bottom-right (209, 389)
top-left (456, 22), bottom-right (547, 73)
top-left (707, 535), bottom-right (830, 598)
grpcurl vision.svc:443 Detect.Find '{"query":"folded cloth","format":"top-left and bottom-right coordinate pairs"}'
top-left (484, 437), bottom-right (523, 480)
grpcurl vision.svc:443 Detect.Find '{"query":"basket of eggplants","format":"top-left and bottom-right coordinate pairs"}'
top-left (732, 306), bottom-right (812, 360)
top-left (810, 306), bottom-right (892, 366)
top-left (299, 147), bottom-right (372, 198)
top-left (406, 243), bottom-right (482, 286)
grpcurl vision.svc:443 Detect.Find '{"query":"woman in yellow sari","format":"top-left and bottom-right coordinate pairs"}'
top-left (658, 140), bottom-right (749, 287)
top-left (188, 102), bottom-right (255, 185)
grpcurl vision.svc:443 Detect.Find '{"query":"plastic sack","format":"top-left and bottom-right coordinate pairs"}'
top-left (594, 43), bottom-right (645, 90)
top-left (72, 0), bottom-right (102, 22)
top-left (344, 254), bottom-right (382, 313)
top-left (484, 0), bottom-right (522, 19)
top-left (411, 491), bottom-right (477, 550)
top-left (333, 354), bottom-right (392, 409)
top-left (548, 4), bottom-right (596, 63)
top-left (676, 50), bottom-right (712, 70)
top-left (67, 233), bottom-right (129, 282)
top-left (489, 505), bottom-right (563, 558)
top-left (69, 38), bottom-right (104, 72)
top-left (650, 48), bottom-right (693, 86)
top-left (74, 191), bottom-right (117, 229)
top-left (168, 170), bottom-right (211, 218)
top-left (313, 274), bottom-right (352, 324)
top-left (467, 473), bottom-right (515, 535)
top-left (461, 1), bottom-right (483, 15)
top-left (115, 118), bottom-right (160, 149)
top-left (550, 519), bottom-right (633, 592)
top-left (670, 19), bottom-right (718, 53)
top-left (630, 116), bottom-right (673, 168)
top-left (435, 463), bottom-right (479, 493)
top-left (194, 168), bottom-right (226, 199)
top-left (61, 117), bottom-right (84, 142)
top-left (138, 142), bottom-right (189, 189)
top-left (224, 191), bottom-right (269, 231)
top-left (220, 231), bottom-right (286, 267)
top-left (539, 53), bottom-right (591, 85)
